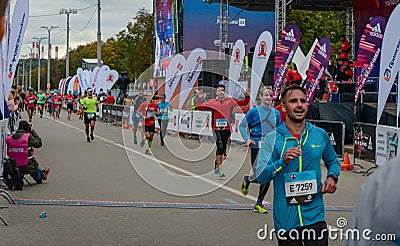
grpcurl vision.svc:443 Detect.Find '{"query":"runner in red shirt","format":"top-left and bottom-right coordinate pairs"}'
top-left (25, 90), bottom-right (37, 122)
top-left (51, 91), bottom-right (62, 120)
top-left (65, 90), bottom-right (75, 121)
top-left (196, 82), bottom-right (250, 177)
top-left (137, 93), bottom-right (159, 155)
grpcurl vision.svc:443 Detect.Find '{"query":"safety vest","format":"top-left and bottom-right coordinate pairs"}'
top-left (6, 133), bottom-right (33, 167)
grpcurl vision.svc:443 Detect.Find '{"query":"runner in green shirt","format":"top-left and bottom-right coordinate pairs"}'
top-left (37, 90), bottom-right (46, 118)
top-left (80, 88), bottom-right (98, 142)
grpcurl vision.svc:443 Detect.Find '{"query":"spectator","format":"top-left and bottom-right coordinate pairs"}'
top-left (104, 89), bottom-right (115, 105)
top-left (285, 63), bottom-right (303, 86)
top-left (6, 120), bottom-right (50, 184)
top-left (117, 72), bottom-right (130, 104)
top-left (339, 34), bottom-right (351, 62)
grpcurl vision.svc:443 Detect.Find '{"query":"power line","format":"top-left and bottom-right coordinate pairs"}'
top-left (70, 7), bottom-right (97, 34)
top-left (29, 4), bottom-right (96, 18)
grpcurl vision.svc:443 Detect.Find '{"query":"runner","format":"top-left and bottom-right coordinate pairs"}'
top-left (132, 88), bottom-right (146, 146)
top-left (65, 90), bottom-right (75, 121)
top-left (80, 88), bottom-right (98, 142)
top-left (25, 89), bottom-right (37, 122)
top-left (36, 89), bottom-right (46, 118)
top-left (46, 91), bottom-right (53, 117)
top-left (196, 82), bottom-right (250, 177)
top-left (51, 91), bottom-right (62, 120)
top-left (138, 93), bottom-right (158, 154)
top-left (239, 86), bottom-right (282, 214)
top-left (256, 84), bottom-right (340, 245)
top-left (157, 93), bottom-right (172, 146)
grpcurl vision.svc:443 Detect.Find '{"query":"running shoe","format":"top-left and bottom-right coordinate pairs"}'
top-left (87, 137), bottom-right (90, 143)
top-left (218, 168), bottom-right (225, 178)
top-left (160, 140), bottom-right (165, 146)
top-left (223, 155), bottom-right (227, 159)
top-left (253, 204), bottom-right (268, 214)
top-left (90, 134), bottom-right (94, 141)
top-left (241, 175), bottom-right (250, 196)
top-left (214, 159), bottom-right (219, 174)
top-left (140, 140), bottom-right (145, 147)
top-left (134, 136), bottom-right (138, 145)
top-left (145, 149), bottom-right (151, 155)
top-left (42, 168), bottom-right (50, 181)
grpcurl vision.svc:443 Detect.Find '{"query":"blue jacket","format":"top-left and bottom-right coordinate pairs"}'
top-left (256, 122), bottom-right (340, 231)
top-left (239, 105), bottom-right (281, 149)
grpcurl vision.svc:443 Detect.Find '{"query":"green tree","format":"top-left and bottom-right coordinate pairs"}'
top-left (286, 10), bottom-right (346, 57)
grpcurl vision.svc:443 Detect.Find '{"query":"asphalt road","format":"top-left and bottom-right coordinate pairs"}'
top-left (0, 110), bottom-right (372, 245)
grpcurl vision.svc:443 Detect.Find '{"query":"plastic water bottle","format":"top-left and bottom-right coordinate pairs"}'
top-left (40, 211), bottom-right (47, 218)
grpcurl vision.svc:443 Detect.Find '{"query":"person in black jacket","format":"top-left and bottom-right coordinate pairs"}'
top-left (117, 72), bottom-right (130, 104)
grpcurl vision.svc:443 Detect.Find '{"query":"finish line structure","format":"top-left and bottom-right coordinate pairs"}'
top-left (14, 198), bottom-right (353, 212)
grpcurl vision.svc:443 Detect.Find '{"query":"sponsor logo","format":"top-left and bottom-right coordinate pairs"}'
top-left (310, 144), bottom-right (322, 148)
top-left (258, 41), bottom-right (267, 57)
top-left (8, 13), bottom-right (26, 80)
top-left (290, 198), bottom-right (297, 204)
top-left (106, 74), bottom-right (114, 82)
top-left (370, 23), bottom-right (383, 39)
top-left (289, 174), bottom-right (296, 179)
top-left (384, 68), bottom-right (391, 82)
top-left (234, 48), bottom-right (241, 63)
top-left (318, 43), bottom-right (328, 58)
top-left (177, 62), bottom-right (183, 71)
top-left (238, 18), bottom-right (246, 27)
top-left (284, 29), bottom-right (296, 42)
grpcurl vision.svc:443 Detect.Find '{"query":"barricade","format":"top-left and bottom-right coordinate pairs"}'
top-left (354, 122), bottom-right (377, 175)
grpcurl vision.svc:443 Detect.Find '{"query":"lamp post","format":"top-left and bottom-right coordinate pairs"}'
top-left (33, 36), bottom-right (47, 92)
top-left (59, 8), bottom-right (77, 78)
top-left (40, 25), bottom-right (59, 88)
top-left (28, 47), bottom-right (32, 89)
top-left (20, 54), bottom-right (29, 90)
top-left (97, 0), bottom-right (102, 67)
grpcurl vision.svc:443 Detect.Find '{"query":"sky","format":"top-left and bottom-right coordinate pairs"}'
top-left (10, 0), bottom-right (152, 58)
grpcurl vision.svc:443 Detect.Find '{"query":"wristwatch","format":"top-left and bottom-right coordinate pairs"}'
top-left (327, 174), bottom-right (338, 184)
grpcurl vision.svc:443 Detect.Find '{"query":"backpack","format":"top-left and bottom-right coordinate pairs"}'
top-left (2, 158), bottom-right (23, 191)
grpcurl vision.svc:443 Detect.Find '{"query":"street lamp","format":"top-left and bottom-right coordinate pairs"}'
top-left (40, 25), bottom-right (59, 88)
top-left (20, 54), bottom-right (29, 90)
top-left (33, 36), bottom-right (47, 92)
top-left (27, 47), bottom-right (33, 89)
top-left (59, 8), bottom-right (77, 78)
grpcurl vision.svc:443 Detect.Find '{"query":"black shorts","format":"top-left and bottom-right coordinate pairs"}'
top-left (84, 112), bottom-right (97, 124)
top-left (67, 104), bottom-right (73, 110)
top-left (144, 125), bottom-right (155, 133)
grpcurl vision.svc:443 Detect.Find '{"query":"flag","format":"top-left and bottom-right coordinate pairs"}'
top-left (227, 39), bottom-right (245, 98)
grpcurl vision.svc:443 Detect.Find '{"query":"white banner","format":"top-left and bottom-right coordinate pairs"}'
top-left (4, 0), bottom-right (29, 100)
top-left (167, 110), bottom-right (180, 131)
top-left (178, 110), bottom-right (192, 133)
top-left (102, 70), bottom-right (119, 91)
top-left (91, 66), bottom-right (100, 91)
top-left (0, 119), bottom-right (8, 172)
top-left (376, 124), bottom-right (397, 166)
top-left (96, 65), bottom-right (110, 94)
top-left (377, 4), bottom-right (400, 124)
top-left (67, 75), bottom-right (76, 94)
top-left (191, 110), bottom-right (213, 136)
top-left (227, 39), bottom-right (245, 98)
top-left (83, 69), bottom-right (92, 90)
top-left (179, 48), bottom-right (206, 109)
top-left (165, 54), bottom-right (186, 102)
top-left (77, 68), bottom-right (85, 92)
top-left (298, 39), bottom-right (318, 80)
top-left (231, 113), bottom-right (245, 142)
top-left (250, 31), bottom-right (273, 107)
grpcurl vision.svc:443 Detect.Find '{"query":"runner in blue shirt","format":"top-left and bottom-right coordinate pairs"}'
top-left (239, 86), bottom-right (281, 213)
top-left (157, 93), bottom-right (172, 146)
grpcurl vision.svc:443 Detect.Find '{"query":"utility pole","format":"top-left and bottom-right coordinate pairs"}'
top-left (41, 25), bottom-right (59, 89)
top-left (97, 0), bottom-right (102, 67)
top-left (28, 47), bottom-right (32, 89)
top-left (20, 55), bottom-right (28, 90)
top-left (59, 8), bottom-right (77, 78)
top-left (33, 37), bottom-right (47, 92)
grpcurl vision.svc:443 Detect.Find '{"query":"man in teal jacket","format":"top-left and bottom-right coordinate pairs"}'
top-left (256, 84), bottom-right (340, 245)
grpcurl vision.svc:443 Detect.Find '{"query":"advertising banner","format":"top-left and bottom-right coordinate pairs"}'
top-left (354, 122), bottom-right (376, 163)
top-left (250, 31), bottom-right (273, 107)
top-left (179, 48), bottom-right (206, 109)
top-left (273, 24), bottom-right (300, 104)
top-left (377, 4), bottom-right (400, 124)
top-left (305, 37), bottom-right (331, 105)
top-left (167, 110), bottom-right (180, 131)
top-left (5, 0), bottom-right (29, 101)
top-left (354, 16), bottom-right (386, 116)
top-left (191, 111), bottom-right (213, 136)
top-left (178, 110), bottom-right (191, 133)
top-left (376, 124), bottom-right (396, 166)
top-left (183, 1), bottom-right (275, 55)
top-left (227, 39), bottom-right (245, 98)
top-left (165, 54), bottom-right (186, 102)
top-left (231, 113), bottom-right (245, 142)
top-left (308, 120), bottom-right (345, 158)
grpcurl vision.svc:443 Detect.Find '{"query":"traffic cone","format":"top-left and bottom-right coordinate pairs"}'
top-left (340, 152), bottom-right (354, 170)
top-left (123, 120), bottom-right (129, 130)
